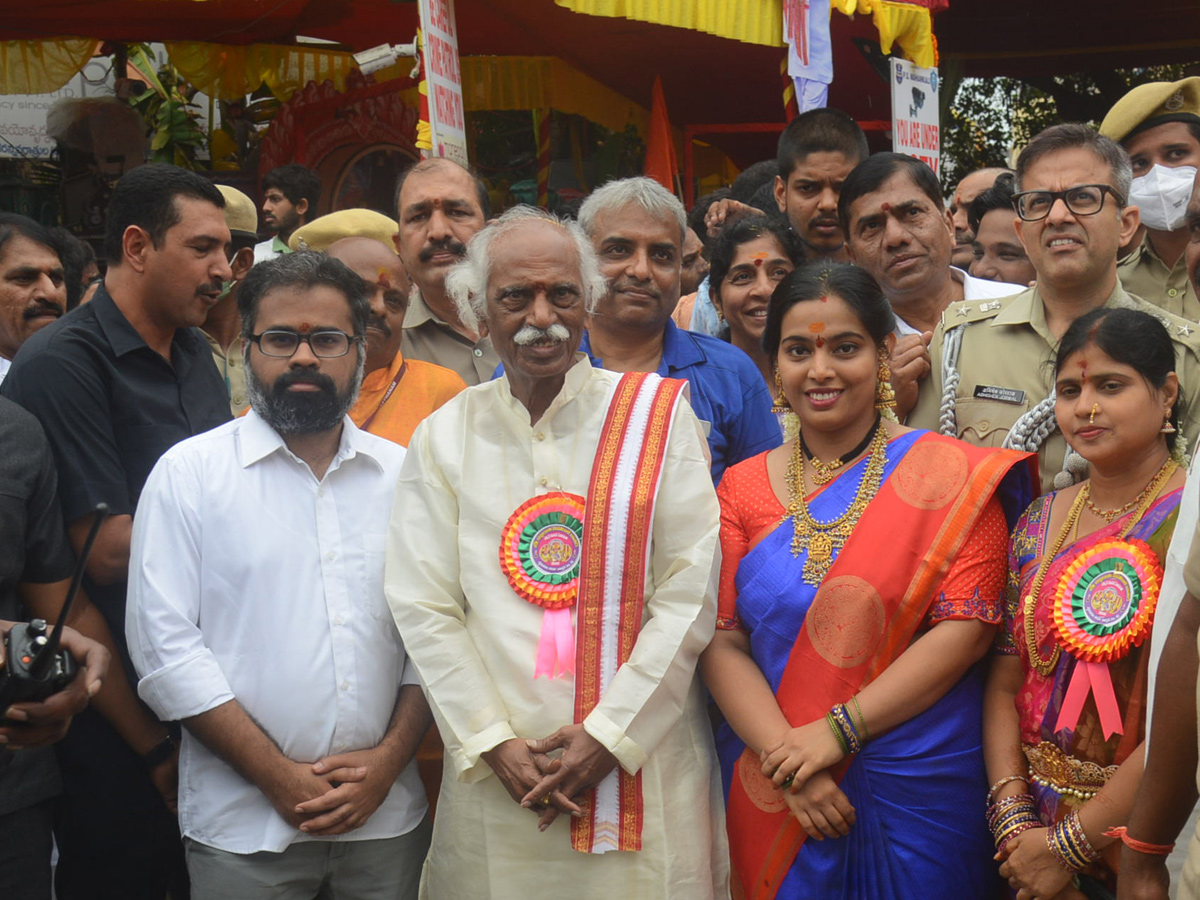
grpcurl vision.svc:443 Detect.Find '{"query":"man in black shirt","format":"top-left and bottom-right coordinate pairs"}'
top-left (0, 395), bottom-right (112, 900)
top-left (2, 163), bottom-right (233, 900)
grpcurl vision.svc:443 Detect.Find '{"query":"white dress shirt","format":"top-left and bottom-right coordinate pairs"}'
top-left (893, 267), bottom-right (1024, 335)
top-left (0, 355), bottom-right (11, 385)
top-left (127, 409), bottom-right (426, 854)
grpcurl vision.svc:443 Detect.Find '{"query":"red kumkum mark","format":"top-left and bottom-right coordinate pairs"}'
top-left (751, 251), bottom-right (768, 267)
top-left (378, 268), bottom-right (392, 289)
top-left (881, 202), bottom-right (891, 212)
top-left (819, 294), bottom-right (828, 303)
top-left (299, 322), bottom-right (313, 333)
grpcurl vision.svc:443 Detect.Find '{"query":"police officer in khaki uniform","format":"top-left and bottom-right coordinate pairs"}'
top-left (909, 124), bottom-right (1200, 493)
top-left (1101, 77), bottom-right (1200, 320)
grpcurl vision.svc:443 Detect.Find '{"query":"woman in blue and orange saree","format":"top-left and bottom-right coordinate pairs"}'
top-left (984, 308), bottom-right (1186, 900)
top-left (700, 263), bottom-right (1034, 900)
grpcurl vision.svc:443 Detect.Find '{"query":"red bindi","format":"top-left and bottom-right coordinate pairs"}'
top-left (299, 322), bottom-right (312, 333)
top-left (881, 202), bottom-right (891, 212)
top-left (819, 295), bottom-right (828, 303)
top-left (750, 251), bottom-right (768, 268)
top-left (815, 336), bottom-right (826, 348)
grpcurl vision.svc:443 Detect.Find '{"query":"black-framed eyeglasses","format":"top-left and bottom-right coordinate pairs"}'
top-left (248, 329), bottom-right (359, 358)
top-left (1011, 184), bottom-right (1125, 222)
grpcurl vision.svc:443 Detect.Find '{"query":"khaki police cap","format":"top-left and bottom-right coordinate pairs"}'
top-left (1099, 77), bottom-right (1200, 144)
top-left (287, 209), bottom-right (399, 253)
top-left (215, 185), bottom-right (259, 242)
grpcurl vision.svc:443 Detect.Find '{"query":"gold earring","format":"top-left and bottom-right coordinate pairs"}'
top-left (1162, 413), bottom-right (1177, 434)
top-left (875, 352), bottom-right (896, 416)
top-left (772, 368), bottom-right (790, 413)
top-left (1089, 403), bottom-right (1099, 425)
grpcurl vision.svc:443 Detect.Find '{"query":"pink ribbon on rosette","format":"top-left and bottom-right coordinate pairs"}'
top-left (534, 608), bottom-right (576, 679)
top-left (1055, 659), bottom-right (1124, 739)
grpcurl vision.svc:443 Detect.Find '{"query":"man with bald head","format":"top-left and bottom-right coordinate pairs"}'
top-left (949, 167), bottom-right (1010, 269)
top-left (386, 206), bottom-right (727, 899)
top-left (326, 236), bottom-right (464, 447)
top-left (394, 158), bottom-right (498, 384)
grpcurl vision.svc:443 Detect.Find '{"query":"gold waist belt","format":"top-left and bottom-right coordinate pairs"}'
top-left (1023, 741), bottom-right (1118, 802)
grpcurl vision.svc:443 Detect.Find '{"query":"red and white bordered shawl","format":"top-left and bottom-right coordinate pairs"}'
top-left (571, 371), bottom-right (689, 854)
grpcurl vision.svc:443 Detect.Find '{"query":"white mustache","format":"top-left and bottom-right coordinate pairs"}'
top-left (513, 324), bottom-right (570, 345)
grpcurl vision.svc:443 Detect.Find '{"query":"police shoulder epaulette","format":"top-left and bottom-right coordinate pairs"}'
top-left (943, 296), bottom-right (1009, 327)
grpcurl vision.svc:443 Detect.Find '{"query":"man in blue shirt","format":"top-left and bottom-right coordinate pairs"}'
top-left (577, 177), bottom-right (780, 483)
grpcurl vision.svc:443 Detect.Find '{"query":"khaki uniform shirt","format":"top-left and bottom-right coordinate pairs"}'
top-left (1118, 232), bottom-right (1198, 321)
top-left (201, 330), bottom-right (248, 416)
top-left (400, 291), bottom-right (499, 386)
top-left (909, 282), bottom-right (1200, 493)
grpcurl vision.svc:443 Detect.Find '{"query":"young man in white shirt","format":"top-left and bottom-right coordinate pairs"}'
top-left (127, 252), bottom-right (431, 900)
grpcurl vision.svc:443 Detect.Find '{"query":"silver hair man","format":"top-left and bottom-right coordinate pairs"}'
top-left (445, 205), bottom-right (607, 331)
top-left (577, 176), bottom-right (687, 241)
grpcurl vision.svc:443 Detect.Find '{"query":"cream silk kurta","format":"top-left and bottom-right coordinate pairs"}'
top-left (385, 355), bottom-right (730, 899)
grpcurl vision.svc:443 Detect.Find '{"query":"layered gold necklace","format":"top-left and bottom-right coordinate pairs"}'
top-left (787, 420), bottom-right (889, 585)
top-left (1023, 456), bottom-right (1177, 676)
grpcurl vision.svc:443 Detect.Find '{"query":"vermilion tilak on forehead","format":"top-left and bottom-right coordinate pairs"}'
top-left (299, 322), bottom-right (312, 333)
top-left (378, 268), bottom-right (392, 289)
top-left (751, 251), bottom-right (768, 267)
top-left (881, 202), bottom-right (891, 212)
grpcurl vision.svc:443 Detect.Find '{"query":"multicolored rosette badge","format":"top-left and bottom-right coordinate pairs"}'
top-left (499, 492), bottom-right (586, 679)
top-left (1052, 538), bottom-right (1161, 738)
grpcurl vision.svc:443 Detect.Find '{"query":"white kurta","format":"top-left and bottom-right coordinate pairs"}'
top-left (385, 355), bottom-right (729, 899)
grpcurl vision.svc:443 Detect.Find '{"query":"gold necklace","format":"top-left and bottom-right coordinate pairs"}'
top-left (1023, 458), bottom-right (1178, 676)
top-left (799, 415), bottom-right (881, 486)
top-left (1083, 462), bottom-right (1174, 522)
top-left (787, 422), bottom-right (888, 585)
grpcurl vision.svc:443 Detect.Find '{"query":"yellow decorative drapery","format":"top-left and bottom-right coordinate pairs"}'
top-left (832, 0), bottom-right (938, 68)
top-left (556, 0), bottom-right (938, 68)
top-left (461, 55), bottom-right (648, 135)
top-left (0, 38), bottom-right (360, 99)
top-left (163, 42), bottom-right (356, 100)
top-left (0, 38), bottom-right (98, 95)
top-left (554, 0), bottom-right (783, 46)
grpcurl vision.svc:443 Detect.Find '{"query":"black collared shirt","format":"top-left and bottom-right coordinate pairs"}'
top-left (0, 395), bottom-right (75, 815)
top-left (1, 285), bottom-right (231, 657)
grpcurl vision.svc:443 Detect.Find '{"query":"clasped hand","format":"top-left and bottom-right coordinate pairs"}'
top-left (264, 747), bottom-right (399, 837)
top-left (482, 724), bottom-right (618, 832)
top-left (761, 719), bottom-right (846, 792)
top-left (996, 828), bottom-right (1077, 900)
top-left (761, 721), bottom-right (855, 841)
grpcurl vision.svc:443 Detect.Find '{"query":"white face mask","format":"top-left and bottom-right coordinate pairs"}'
top-left (1128, 163), bottom-right (1198, 232)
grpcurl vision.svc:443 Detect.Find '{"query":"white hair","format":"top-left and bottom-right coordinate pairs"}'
top-left (577, 176), bottom-right (687, 242)
top-left (445, 206), bottom-right (607, 331)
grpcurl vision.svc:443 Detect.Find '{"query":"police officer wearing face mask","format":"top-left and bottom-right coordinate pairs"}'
top-left (203, 186), bottom-right (260, 415)
top-left (1102, 77), bottom-right (1200, 320)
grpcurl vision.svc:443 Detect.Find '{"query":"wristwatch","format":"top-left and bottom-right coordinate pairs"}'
top-left (142, 735), bottom-right (176, 770)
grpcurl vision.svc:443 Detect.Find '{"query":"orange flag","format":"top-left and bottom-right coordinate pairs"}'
top-left (644, 76), bottom-right (679, 196)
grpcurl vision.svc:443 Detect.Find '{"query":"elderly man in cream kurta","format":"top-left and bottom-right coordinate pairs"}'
top-left (385, 207), bottom-right (729, 899)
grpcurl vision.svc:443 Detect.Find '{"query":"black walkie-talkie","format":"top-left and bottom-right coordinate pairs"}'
top-left (0, 504), bottom-right (110, 756)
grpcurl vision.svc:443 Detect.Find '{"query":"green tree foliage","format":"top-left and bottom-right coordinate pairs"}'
top-left (941, 64), bottom-right (1195, 188)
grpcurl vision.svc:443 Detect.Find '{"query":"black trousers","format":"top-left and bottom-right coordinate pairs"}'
top-left (53, 707), bottom-right (188, 900)
top-left (0, 798), bottom-right (54, 900)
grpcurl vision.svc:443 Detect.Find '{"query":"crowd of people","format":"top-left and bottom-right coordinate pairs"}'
top-left (6, 73), bottom-right (1200, 900)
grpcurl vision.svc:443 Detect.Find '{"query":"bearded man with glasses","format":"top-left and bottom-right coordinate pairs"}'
top-left (127, 251), bottom-right (433, 900)
top-left (909, 123), bottom-right (1200, 492)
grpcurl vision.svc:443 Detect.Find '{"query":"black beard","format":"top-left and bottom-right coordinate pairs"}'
top-left (246, 367), bottom-right (362, 435)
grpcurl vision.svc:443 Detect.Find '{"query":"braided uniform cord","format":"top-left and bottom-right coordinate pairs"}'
top-left (938, 324), bottom-right (965, 437)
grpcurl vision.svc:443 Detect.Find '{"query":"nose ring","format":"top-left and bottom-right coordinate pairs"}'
top-left (1089, 403), bottom-right (1099, 425)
